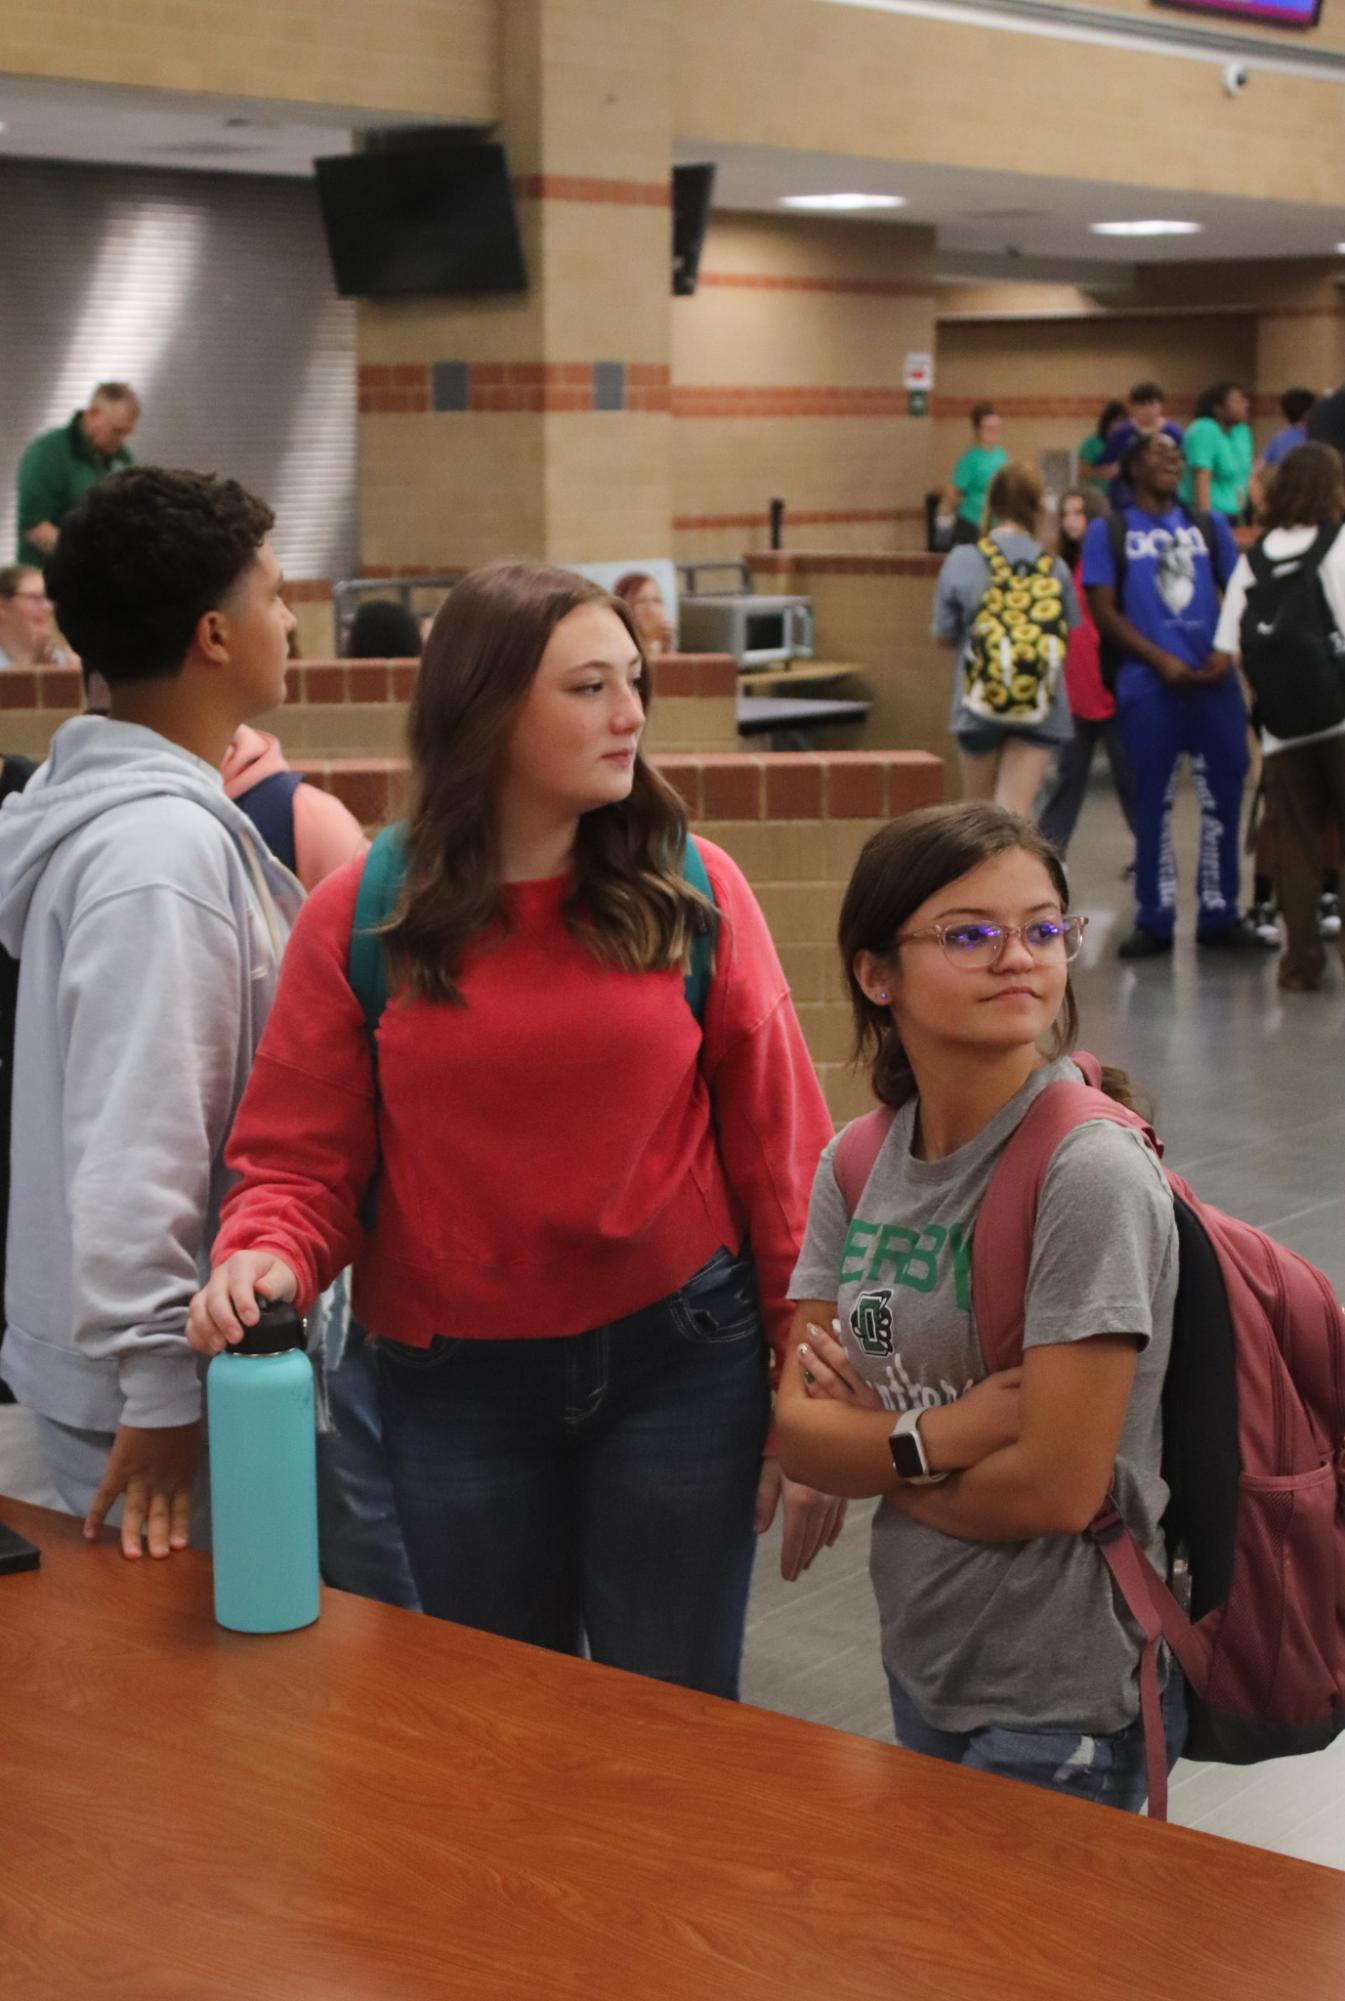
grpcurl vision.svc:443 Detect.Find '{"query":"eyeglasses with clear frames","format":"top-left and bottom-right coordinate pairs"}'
top-left (895, 915), bottom-right (1088, 969)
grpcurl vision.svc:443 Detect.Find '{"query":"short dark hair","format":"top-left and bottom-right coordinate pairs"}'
top-left (1097, 398), bottom-right (1127, 440)
top-left (1261, 443), bottom-right (1345, 532)
top-left (1195, 380), bottom-right (1243, 422)
top-left (1280, 387), bottom-right (1316, 426)
top-left (1129, 381), bottom-right (1164, 406)
top-left (1121, 428), bottom-right (1173, 482)
top-left (970, 402), bottom-right (997, 431)
top-left (345, 599), bottom-right (423, 660)
top-left (987, 460), bottom-right (1043, 532)
top-left (46, 467), bottom-right (274, 685)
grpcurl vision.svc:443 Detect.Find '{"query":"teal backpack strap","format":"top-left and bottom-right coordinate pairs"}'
top-left (681, 831), bottom-right (715, 1026)
top-left (347, 823), bottom-right (408, 1230)
top-left (348, 823), bottom-right (408, 1035)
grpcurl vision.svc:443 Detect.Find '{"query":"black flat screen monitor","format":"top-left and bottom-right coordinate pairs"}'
top-left (315, 142), bottom-right (527, 298)
top-left (673, 163), bottom-right (716, 297)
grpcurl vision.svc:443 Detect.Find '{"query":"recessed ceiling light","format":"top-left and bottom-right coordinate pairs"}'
top-left (780, 192), bottom-right (906, 213)
top-left (1334, 242), bottom-right (1345, 254)
top-left (1089, 220), bottom-right (1202, 238)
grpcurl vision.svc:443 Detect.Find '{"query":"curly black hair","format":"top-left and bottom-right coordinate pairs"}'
top-left (45, 466), bottom-right (275, 684)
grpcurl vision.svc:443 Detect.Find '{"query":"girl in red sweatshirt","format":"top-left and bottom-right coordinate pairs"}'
top-left (189, 561), bottom-right (840, 1695)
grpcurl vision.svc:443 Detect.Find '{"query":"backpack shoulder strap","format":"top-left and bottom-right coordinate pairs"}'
top-left (1106, 509), bottom-right (1129, 597)
top-left (971, 1054), bottom-right (1158, 1373)
top-left (1245, 534), bottom-right (1276, 589)
top-left (833, 1106), bottom-right (897, 1214)
top-left (348, 822), bottom-right (408, 1036)
top-left (1188, 509), bottom-right (1221, 578)
top-left (977, 536), bottom-right (1010, 583)
top-left (681, 831), bottom-right (716, 1026)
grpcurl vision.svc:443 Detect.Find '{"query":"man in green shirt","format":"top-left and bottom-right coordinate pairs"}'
top-left (16, 383), bottom-right (140, 566)
top-left (945, 404), bottom-right (1008, 546)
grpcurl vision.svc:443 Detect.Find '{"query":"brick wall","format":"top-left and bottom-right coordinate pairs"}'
top-left (2, 651), bottom-right (741, 762)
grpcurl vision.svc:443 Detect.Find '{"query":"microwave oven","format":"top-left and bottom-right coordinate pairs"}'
top-left (676, 593), bottom-right (815, 666)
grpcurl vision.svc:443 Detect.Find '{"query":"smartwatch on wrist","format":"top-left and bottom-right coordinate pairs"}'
top-left (888, 1408), bottom-right (948, 1484)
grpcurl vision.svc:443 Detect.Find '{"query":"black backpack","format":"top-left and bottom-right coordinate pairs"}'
top-left (234, 768), bottom-right (304, 876)
top-left (1100, 507), bottom-right (1221, 690)
top-left (1239, 524), bottom-right (1345, 741)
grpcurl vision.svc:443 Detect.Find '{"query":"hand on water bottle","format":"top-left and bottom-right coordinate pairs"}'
top-left (187, 1252), bottom-right (299, 1356)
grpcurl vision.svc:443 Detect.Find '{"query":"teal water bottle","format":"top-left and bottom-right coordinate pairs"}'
top-left (207, 1301), bottom-right (320, 1634)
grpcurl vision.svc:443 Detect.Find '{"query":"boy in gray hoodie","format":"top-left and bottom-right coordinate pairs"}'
top-left (0, 467), bottom-right (302, 1558)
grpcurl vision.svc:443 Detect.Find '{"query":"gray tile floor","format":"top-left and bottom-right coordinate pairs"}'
top-left (743, 771), bottom-right (1345, 1867)
top-left (2, 770), bottom-right (1340, 1864)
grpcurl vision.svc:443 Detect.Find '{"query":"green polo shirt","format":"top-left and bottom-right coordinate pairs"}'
top-left (16, 413), bottom-right (134, 565)
top-left (951, 443), bottom-right (1008, 528)
top-left (1177, 417), bottom-right (1252, 519)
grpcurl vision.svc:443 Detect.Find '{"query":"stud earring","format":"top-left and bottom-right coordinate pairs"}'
top-left (876, 989), bottom-right (888, 1002)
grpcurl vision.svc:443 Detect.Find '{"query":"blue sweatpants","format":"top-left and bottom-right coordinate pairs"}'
top-left (1114, 664), bottom-right (1249, 940)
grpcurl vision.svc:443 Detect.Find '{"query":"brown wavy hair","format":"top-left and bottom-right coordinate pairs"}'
top-left (379, 559), bottom-right (717, 1004)
top-left (837, 801), bottom-right (1142, 1112)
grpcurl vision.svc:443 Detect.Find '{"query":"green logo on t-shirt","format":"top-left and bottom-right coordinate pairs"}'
top-left (839, 1218), bottom-right (973, 1311)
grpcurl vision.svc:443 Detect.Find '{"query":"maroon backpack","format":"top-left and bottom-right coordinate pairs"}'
top-left (834, 1051), bottom-right (1345, 1821)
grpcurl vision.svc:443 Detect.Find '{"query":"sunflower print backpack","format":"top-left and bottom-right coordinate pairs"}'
top-left (962, 537), bottom-right (1068, 727)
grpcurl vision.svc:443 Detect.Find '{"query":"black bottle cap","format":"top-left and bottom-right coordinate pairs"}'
top-left (232, 1299), bottom-right (307, 1357)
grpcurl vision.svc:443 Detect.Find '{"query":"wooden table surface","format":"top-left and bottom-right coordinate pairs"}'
top-left (3, 1499), bottom-right (1343, 2001)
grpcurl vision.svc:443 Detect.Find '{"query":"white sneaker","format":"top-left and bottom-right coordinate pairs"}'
top-left (1248, 901), bottom-right (1282, 947)
top-left (1320, 891), bottom-right (1341, 940)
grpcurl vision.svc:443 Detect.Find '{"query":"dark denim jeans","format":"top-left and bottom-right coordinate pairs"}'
top-left (376, 1247), bottom-right (771, 1699)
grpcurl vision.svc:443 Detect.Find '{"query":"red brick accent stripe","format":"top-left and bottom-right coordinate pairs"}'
top-left (699, 272), bottom-right (935, 300)
top-left (358, 361), bottom-right (671, 416)
top-left (749, 552), bottom-right (942, 579)
top-left (673, 387), bottom-right (909, 418)
top-left (357, 362), bottom-right (430, 415)
top-left (7, 651), bottom-right (744, 717)
top-left (513, 175), bottom-right (670, 208)
top-left (674, 506), bottom-right (924, 531)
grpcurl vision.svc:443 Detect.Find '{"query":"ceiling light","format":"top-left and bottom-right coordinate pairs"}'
top-left (1089, 220), bottom-right (1202, 238)
top-left (780, 192), bottom-right (906, 212)
top-left (1335, 242), bottom-right (1345, 254)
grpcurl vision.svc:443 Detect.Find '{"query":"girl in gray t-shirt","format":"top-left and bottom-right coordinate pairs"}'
top-left (779, 800), bottom-right (1184, 1814)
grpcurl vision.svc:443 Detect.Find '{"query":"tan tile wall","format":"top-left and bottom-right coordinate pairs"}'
top-left (0, 0), bottom-right (497, 119)
top-left (672, 212), bottom-right (938, 562)
top-left (673, 0), bottom-right (1345, 204)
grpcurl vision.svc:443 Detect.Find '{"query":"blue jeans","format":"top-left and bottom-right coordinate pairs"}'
top-left (1114, 664), bottom-right (1248, 939)
top-left (376, 1246), bottom-right (771, 1699)
top-left (886, 1667), bottom-right (1188, 1814)
top-left (315, 1313), bottom-right (421, 1612)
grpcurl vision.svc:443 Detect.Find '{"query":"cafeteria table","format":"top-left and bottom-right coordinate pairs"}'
top-left (3, 1498), bottom-right (1343, 2001)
